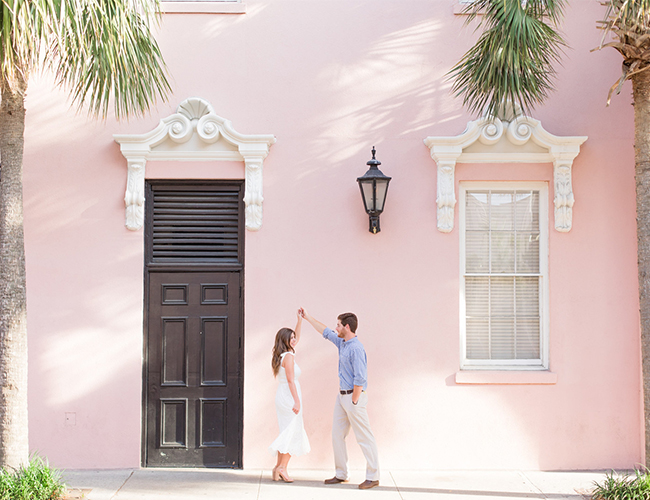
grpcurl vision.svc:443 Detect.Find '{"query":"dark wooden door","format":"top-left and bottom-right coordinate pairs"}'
top-left (145, 271), bottom-right (242, 467)
top-left (143, 181), bottom-right (244, 468)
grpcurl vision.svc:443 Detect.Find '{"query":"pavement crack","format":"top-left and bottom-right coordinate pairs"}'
top-left (390, 471), bottom-right (405, 500)
top-left (110, 470), bottom-right (135, 500)
top-left (519, 470), bottom-right (547, 499)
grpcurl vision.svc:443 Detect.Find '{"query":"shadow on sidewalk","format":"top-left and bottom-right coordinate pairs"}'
top-left (392, 487), bottom-right (587, 498)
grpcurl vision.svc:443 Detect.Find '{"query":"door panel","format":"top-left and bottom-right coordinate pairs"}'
top-left (145, 271), bottom-right (242, 467)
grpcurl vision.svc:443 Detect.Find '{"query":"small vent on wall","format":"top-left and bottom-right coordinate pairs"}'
top-left (149, 184), bottom-right (242, 264)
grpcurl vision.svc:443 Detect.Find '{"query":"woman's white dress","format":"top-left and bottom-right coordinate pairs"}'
top-left (269, 352), bottom-right (310, 456)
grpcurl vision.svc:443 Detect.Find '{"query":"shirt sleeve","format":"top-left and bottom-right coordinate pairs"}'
top-left (352, 347), bottom-right (368, 387)
top-left (323, 327), bottom-right (342, 347)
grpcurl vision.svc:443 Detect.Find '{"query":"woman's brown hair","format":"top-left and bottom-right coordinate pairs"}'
top-left (271, 328), bottom-right (295, 377)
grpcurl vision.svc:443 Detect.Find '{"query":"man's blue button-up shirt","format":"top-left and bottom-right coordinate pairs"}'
top-left (323, 327), bottom-right (368, 391)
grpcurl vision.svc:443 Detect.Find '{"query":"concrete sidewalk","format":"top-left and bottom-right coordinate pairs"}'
top-left (61, 468), bottom-right (611, 500)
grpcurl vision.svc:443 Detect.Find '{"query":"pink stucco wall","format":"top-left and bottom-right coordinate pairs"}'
top-left (22, 0), bottom-right (640, 470)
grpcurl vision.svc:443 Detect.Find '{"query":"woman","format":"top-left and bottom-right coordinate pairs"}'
top-left (269, 309), bottom-right (310, 482)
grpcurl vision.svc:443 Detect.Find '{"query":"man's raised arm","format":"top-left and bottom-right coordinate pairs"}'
top-left (300, 308), bottom-right (328, 334)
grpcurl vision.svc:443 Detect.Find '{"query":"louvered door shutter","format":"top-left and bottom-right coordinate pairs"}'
top-left (147, 183), bottom-right (243, 265)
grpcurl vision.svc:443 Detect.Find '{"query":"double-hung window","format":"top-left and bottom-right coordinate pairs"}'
top-left (460, 182), bottom-right (549, 370)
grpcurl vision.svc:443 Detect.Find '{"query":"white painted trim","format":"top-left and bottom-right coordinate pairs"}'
top-left (424, 111), bottom-right (586, 232)
top-left (114, 97), bottom-right (276, 231)
top-left (459, 181), bottom-right (550, 371)
top-left (161, 1), bottom-right (246, 14)
top-left (455, 371), bottom-right (557, 384)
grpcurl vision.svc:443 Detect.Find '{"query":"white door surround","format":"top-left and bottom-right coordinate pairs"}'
top-left (114, 97), bottom-right (276, 232)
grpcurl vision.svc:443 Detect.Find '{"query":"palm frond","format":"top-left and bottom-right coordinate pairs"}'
top-left (0, 0), bottom-right (170, 118)
top-left (595, 0), bottom-right (650, 105)
top-left (0, 0), bottom-right (58, 92)
top-left (49, 0), bottom-right (171, 119)
top-left (599, 0), bottom-right (650, 41)
top-left (449, 0), bottom-right (566, 118)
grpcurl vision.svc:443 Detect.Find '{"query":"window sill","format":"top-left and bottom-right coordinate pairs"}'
top-left (455, 371), bottom-right (557, 385)
top-left (162, 2), bottom-right (246, 14)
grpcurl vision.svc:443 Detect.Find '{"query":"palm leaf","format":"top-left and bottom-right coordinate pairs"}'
top-left (595, 0), bottom-right (650, 105)
top-left (0, 0), bottom-right (170, 119)
top-left (449, 0), bottom-right (566, 118)
top-left (599, 0), bottom-right (650, 39)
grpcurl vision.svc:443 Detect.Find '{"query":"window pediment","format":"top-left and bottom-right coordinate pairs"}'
top-left (424, 109), bottom-right (587, 233)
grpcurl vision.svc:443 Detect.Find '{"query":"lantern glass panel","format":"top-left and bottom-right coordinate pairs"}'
top-left (360, 181), bottom-right (376, 212)
top-left (375, 179), bottom-right (389, 212)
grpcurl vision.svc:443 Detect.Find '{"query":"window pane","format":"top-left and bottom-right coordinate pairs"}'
top-left (516, 232), bottom-right (540, 273)
top-left (515, 277), bottom-right (539, 316)
top-left (466, 277), bottom-right (489, 317)
top-left (516, 318), bottom-right (541, 359)
top-left (491, 232), bottom-right (515, 273)
top-left (515, 191), bottom-right (539, 231)
top-left (490, 277), bottom-right (514, 317)
top-left (466, 231), bottom-right (489, 272)
top-left (466, 319), bottom-right (489, 359)
top-left (466, 192), bottom-right (489, 230)
top-left (491, 318), bottom-right (515, 359)
top-left (490, 192), bottom-right (514, 230)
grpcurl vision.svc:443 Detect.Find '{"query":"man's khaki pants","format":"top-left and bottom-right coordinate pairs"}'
top-left (332, 391), bottom-right (380, 481)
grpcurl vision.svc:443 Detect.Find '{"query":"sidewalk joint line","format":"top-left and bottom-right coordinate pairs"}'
top-left (109, 469), bottom-right (135, 500)
top-left (256, 469), bottom-right (263, 500)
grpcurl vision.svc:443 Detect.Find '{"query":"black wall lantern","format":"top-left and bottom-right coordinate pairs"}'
top-left (357, 147), bottom-right (391, 234)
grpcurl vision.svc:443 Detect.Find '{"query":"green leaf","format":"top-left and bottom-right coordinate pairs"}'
top-left (0, 0), bottom-right (170, 119)
top-left (449, 0), bottom-right (565, 118)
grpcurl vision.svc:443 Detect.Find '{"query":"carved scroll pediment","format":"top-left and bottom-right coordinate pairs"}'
top-left (114, 97), bottom-right (276, 231)
top-left (424, 109), bottom-right (587, 233)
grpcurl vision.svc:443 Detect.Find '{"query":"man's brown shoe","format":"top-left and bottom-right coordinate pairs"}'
top-left (324, 476), bottom-right (348, 485)
top-left (358, 480), bottom-right (379, 490)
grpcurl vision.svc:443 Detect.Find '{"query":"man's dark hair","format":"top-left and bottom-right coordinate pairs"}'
top-left (337, 312), bottom-right (358, 333)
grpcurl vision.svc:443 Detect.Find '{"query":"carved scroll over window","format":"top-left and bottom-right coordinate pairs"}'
top-left (424, 106), bottom-right (587, 233)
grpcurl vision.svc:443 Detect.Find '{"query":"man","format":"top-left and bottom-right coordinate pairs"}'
top-left (301, 309), bottom-right (380, 490)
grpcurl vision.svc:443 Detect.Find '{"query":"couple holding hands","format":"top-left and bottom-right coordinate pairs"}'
top-left (269, 308), bottom-right (380, 490)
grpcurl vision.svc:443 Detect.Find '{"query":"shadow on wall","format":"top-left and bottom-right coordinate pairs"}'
top-left (27, 246), bottom-right (147, 468)
top-left (19, 0), bottom-right (642, 471)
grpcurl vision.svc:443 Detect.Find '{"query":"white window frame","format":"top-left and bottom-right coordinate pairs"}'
top-left (453, 0), bottom-right (479, 15)
top-left (459, 181), bottom-right (550, 371)
top-left (161, 0), bottom-right (246, 14)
